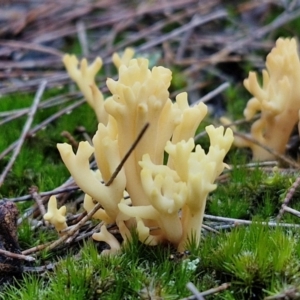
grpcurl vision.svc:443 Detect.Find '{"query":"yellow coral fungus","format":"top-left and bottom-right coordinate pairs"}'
top-left (44, 196), bottom-right (67, 234)
top-left (237, 38), bottom-right (300, 160)
top-left (56, 51), bottom-right (233, 252)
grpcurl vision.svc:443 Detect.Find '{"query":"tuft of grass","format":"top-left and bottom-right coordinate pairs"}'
top-left (0, 274), bottom-right (44, 300)
top-left (195, 223), bottom-right (300, 299)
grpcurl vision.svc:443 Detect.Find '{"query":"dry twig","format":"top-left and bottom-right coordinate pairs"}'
top-left (0, 249), bottom-right (35, 262)
top-left (29, 186), bottom-right (46, 216)
top-left (182, 282), bottom-right (231, 300)
top-left (277, 176), bottom-right (300, 220)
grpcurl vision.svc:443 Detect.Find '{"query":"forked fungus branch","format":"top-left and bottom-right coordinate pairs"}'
top-left (45, 50), bottom-right (234, 253)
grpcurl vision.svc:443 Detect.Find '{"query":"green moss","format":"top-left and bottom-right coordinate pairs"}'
top-left (18, 219), bottom-right (57, 250)
top-left (169, 66), bottom-right (188, 92)
top-left (0, 90), bottom-right (98, 197)
top-left (208, 162), bottom-right (294, 220)
top-left (0, 239), bottom-right (202, 299)
top-left (194, 223), bottom-right (300, 299)
top-left (223, 84), bottom-right (248, 119)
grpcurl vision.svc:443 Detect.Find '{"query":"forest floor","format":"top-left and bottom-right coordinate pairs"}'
top-left (1, 1), bottom-right (300, 299)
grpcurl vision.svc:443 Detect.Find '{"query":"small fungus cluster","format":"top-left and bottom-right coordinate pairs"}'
top-left (44, 50), bottom-right (233, 253)
top-left (235, 37), bottom-right (300, 161)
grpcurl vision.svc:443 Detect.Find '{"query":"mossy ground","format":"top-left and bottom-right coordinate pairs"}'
top-left (1, 87), bottom-right (300, 299)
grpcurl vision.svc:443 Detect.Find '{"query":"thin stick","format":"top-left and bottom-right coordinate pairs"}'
top-left (17, 206), bottom-right (38, 225)
top-left (76, 126), bottom-right (93, 145)
top-left (113, 7), bottom-right (198, 52)
top-left (0, 249), bottom-right (35, 262)
top-left (202, 223), bottom-right (219, 234)
top-left (22, 223), bottom-right (99, 256)
top-left (105, 123), bottom-right (150, 186)
top-left (184, 7), bottom-right (300, 75)
top-left (43, 203), bottom-right (104, 252)
top-left (0, 111), bottom-right (26, 127)
top-left (9, 186), bottom-right (79, 202)
top-left (136, 10), bottom-right (227, 53)
top-left (232, 130), bottom-right (300, 169)
top-left (61, 131), bottom-right (79, 148)
top-left (193, 114), bottom-right (260, 143)
top-left (22, 241), bottom-right (53, 256)
top-left (0, 91), bottom-right (79, 119)
top-left (76, 20), bottom-right (89, 57)
top-left (29, 186), bottom-right (46, 216)
top-left (204, 214), bottom-right (300, 228)
top-left (192, 82), bottom-right (230, 105)
top-left (277, 176), bottom-right (300, 220)
top-left (198, 282), bottom-right (231, 297)
top-left (186, 282), bottom-right (205, 300)
top-left (23, 262), bottom-right (56, 273)
top-left (183, 282), bottom-right (231, 299)
top-left (0, 80), bottom-right (47, 186)
top-left (0, 40), bottom-right (63, 57)
top-left (176, 14), bottom-right (198, 60)
top-left (281, 206), bottom-right (300, 218)
top-left (14, 160), bottom-right (96, 205)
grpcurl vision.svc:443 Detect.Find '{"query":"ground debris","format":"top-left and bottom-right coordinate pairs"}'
top-left (0, 200), bottom-right (23, 284)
